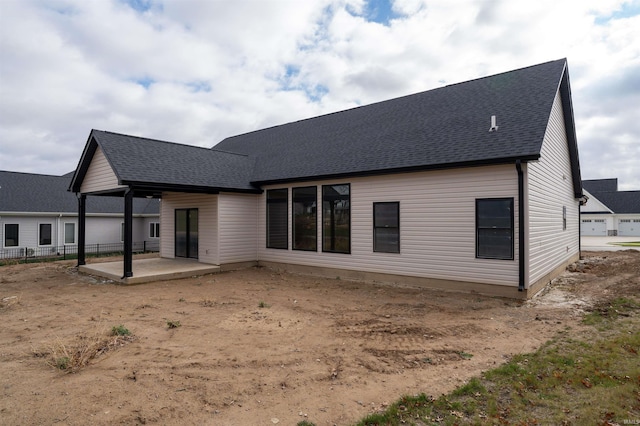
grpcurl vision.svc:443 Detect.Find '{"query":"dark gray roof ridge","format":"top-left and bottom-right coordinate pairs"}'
top-left (215, 58), bottom-right (573, 187)
top-left (215, 58), bottom-right (567, 143)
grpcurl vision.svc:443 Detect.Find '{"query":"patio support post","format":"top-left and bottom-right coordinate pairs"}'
top-left (123, 189), bottom-right (133, 278)
top-left (77, 193), bottom-right (86, 266)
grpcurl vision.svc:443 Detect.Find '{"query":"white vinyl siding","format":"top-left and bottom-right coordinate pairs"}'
top-left (527, 91), bottom-right (580, 286)
top-left (218, 193), bottom-right (258, 264)
top-left (0, 215), bottom-right (155, 254)
top-left (80, 147), bottom-right (126, 194)
top-left (257, 165), bottom-right (520, 287)
top-left (160, 192), bottom-right (218, 264)
top-left (580, 190), bottom-right (612, 213)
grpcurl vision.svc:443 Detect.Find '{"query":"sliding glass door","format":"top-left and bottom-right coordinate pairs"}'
top-left (175, 208), bottom-right (198, 259)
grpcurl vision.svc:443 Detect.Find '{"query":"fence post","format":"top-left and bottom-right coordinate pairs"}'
top-left (144, 240), bottom-right (147, 252)
top-left (97, 244), bottom-right (99, 256)
top-left (63, 245), bottom-right (66, 260)
top-left (24, 247), bottom-right (28, 263)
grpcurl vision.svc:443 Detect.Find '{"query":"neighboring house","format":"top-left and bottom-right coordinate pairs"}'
top-left (580, 178), bottom-right (640, 236)
top-left (0, 170), bottom-right (160, 257)
top-left (69, 58), bottom-right (583, 298)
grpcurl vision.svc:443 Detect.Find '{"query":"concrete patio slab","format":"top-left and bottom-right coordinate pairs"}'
top-left (79, 257), bottom-right (220, 284)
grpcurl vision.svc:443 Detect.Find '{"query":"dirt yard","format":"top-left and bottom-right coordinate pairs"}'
top-left (1, 250), bottom-right (639, 425)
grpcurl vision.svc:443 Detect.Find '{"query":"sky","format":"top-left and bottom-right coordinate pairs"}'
top-left (0, 0), bottom-right (639, 190)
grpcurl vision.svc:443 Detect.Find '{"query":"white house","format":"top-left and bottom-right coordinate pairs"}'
top-left (69, 59), bottom-right (584, 298)
top-left (0, 170), bottom-right (159, 258)
top-left (580, 178), bottom-right (640, 236)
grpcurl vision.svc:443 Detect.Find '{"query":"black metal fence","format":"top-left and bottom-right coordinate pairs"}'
top-left (0, 240), bottom-right (160, 262)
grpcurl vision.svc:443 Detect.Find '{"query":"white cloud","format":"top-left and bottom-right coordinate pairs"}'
top-left (0, 0), bottom-right (639, 190)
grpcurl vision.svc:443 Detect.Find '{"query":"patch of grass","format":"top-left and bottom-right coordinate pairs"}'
top-left (258, 301), bottom-right (270, 308)
top-left (201, 299), bottom-right (215, 307)
top-left (297, 421), bottom-right (316, 426)
top-left (111, 324), bottom-right (131, 336)
top-left (350, 303), bottom-right (640, 425)
top-left (583, 297), bottom-right (640, 330)
top-left (55, 356), bottom-right (70, 370)
top-left (167, 320), bottom-right (181, 329)
top-left (457, 351), bottom-right (474, 360)
top-left (39, 326), bottom-right (134, 373)
top-left (610, 241), bottom-right (640, 247)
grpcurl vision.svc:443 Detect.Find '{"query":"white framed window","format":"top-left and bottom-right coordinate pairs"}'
top-left (64, 223), bottom-right (75, 244)
top-left (149, 222), bottom-right (160, 238)
top-left (39, 223), bottom-right (52, 246)
top-left (4, 224), bottom-right (19, 247)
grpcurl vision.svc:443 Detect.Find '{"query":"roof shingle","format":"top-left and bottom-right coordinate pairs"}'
top-left (1, 170), bottom-right (159, 214)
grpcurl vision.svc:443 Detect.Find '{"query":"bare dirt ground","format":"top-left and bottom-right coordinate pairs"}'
top-left (1, 250), bottom-right (639, 426)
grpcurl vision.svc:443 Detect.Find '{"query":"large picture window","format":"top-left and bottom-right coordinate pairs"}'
top-left (293, 186), bottom-right (317, 251)
top-left (4, 224), bottom-right (19, 247)
top-left (266, 188), bottom-right (288, 249)
top-left (322, 184), bottom-right (350, 253)
top-left (39, 223), bottom-right (52, 246)
top-left (476, 198), bottom-right (514, 260)
top-left (374, 202), bottom-right (400, 253)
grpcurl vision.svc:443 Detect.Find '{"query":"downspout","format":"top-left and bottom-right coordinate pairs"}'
top-left (516, 160), bottom-right (525, 292)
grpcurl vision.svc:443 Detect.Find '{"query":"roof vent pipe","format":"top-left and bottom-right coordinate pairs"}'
top-left (489, 115), bottom-right (499, 132)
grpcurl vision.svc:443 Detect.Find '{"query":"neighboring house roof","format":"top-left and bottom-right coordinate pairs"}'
top-left (581, 179), bottom-right (640, 214)
top-left (591, 191), bottom-right (640, 214)
top-left (0, 170), bottom-right (159, 214)
top-left (583, 178), bottom-right (618, 193)
top-left (70, 59), bottom-right (582, 198)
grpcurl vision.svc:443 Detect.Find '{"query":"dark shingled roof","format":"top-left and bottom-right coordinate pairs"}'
top-left (70, 131), bottom-right (258, 194)
top-left (215, 59), bottom-right (575, 185)
top-left (582, 179), bottom-right (640, 214)
top-left (583, 178), bottom-right (618, 193)
top-left (71, 59), bottom-right (582, 197)
top-left (1, 170), bottom-right (159, 214)
top-left (590, 191), bottom-right (640, 214)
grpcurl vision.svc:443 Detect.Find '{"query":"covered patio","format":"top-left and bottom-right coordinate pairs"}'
top-left (68, 130), bottom-right (260, 280)
top-left (79, 257), bottom-right (220, 284)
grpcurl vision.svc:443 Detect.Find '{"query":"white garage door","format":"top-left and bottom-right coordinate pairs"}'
top-left (619, 219), bottom-right (640, 236)
top-left (581, 219), bottom-right (607, 236)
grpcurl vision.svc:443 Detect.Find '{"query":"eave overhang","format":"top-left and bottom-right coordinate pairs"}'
top-left (251, 154), bottom-right (541, 187)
